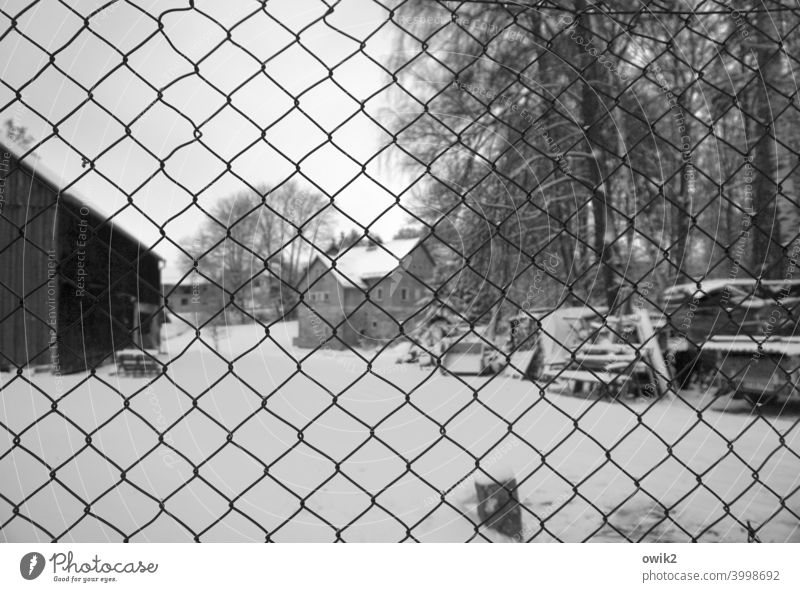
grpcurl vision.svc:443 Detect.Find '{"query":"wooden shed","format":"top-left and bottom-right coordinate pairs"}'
top-left (0, 142), bottom-right (162, 373)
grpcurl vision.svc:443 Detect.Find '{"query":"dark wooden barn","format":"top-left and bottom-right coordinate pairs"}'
top-left (0, 142), bottom-right (162, 373)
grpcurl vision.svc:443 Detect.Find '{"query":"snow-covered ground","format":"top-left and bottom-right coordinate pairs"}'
top-left (1, 321), bottom-right (799, 542)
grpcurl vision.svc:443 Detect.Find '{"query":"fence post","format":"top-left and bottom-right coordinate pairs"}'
top-left (475, 470), bottom-right (522, 539)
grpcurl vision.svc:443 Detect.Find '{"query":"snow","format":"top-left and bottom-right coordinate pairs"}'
top-left (1, 321), bottom-right (799, 542)
top-left (161, 268), bottom-right (212, 287)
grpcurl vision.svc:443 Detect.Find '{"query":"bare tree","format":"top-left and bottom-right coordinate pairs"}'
top-left (747, 9), bottom-right (786, 277)
top-left (188, 181), bottom-right (334, 319)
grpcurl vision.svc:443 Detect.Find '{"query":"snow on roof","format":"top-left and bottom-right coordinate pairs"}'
top-left (703, 336), bottom-right (800, 355)
top-left (161, 258), bottom-right (281, 287)
top-left (665, 278), bottom-right (800, 301)
top-left (161, 267), bottom-right (212, 286)
top-left (316, 238), bottom-right (422, 288)
top-left (664, 279), bottom-right (756, 297)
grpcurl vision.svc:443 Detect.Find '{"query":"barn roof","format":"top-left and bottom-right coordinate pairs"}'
top-left (1, 140), bottom-right (164, 261)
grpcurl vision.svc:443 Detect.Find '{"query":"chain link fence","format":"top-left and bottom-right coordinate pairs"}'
top-left (1, 0), bottom-right (799, 542)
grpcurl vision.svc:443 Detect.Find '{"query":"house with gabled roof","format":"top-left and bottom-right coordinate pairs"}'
top-left (294, 237), bottom-right (435, 349)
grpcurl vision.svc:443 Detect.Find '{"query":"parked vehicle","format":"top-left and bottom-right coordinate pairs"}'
top-left (701, 336), bottom-right (800, 406)
top-left (663, 279), bottom-right (800, 404)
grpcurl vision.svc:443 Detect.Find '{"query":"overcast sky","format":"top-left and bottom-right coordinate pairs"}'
top-left (1, 0), bottom-right (413, 278)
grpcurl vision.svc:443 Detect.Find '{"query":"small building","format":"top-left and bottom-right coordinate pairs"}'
top-left (162, 261), bottom-right (283, 326)
top-left (162, 270), bottom-right (225, 327)
top-left (294, 238), bottom-right (435, 349)
top-left (0, 142), bottom-right (163, 373)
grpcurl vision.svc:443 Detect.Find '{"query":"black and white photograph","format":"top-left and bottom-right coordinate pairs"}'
top-left (0, 0), bottom-right (799, 586)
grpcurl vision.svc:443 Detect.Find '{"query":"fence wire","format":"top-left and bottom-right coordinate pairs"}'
top-left (1, 0), bottom-right (800, 542)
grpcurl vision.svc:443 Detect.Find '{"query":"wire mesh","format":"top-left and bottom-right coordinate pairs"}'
top-left (0, 0), bottom-right (799, 542)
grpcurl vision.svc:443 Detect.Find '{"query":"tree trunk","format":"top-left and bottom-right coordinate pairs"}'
top-left (575, 3), bottom-right (617, 308)
top-left (748, 11), bottom-right (782, 278)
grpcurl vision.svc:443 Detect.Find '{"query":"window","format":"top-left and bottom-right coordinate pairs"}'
top-left (180, 297), bottom-right (189, 306)
top-left (400, 288), bottom-right (408, 301)
top-left (371, 320), bottom-right (378, 329)
top-left (253, 279), bottom-right (261, 288)
top-left (376, 287), bottom-right (383, 301)
top-left (309, 291), bottom-right (330, 302)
